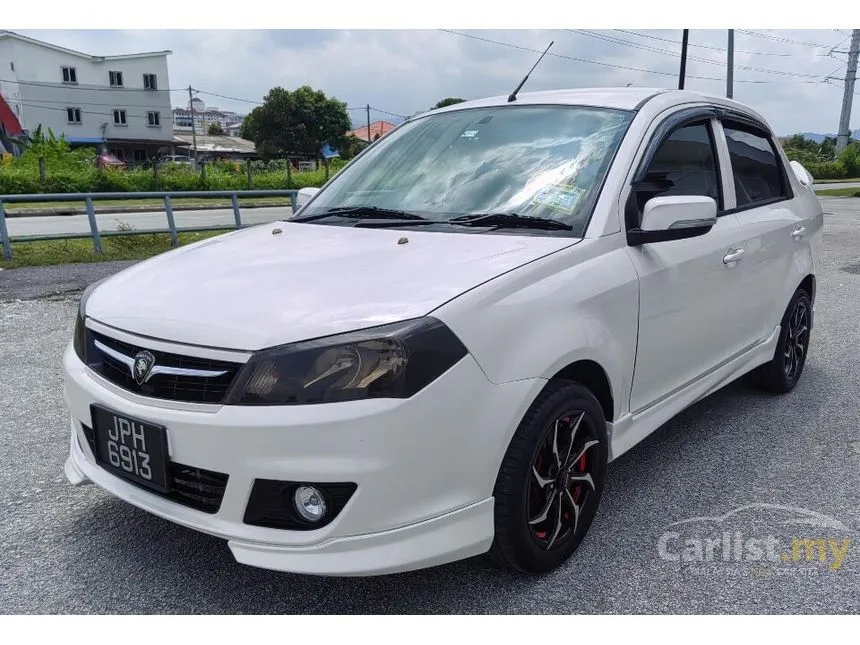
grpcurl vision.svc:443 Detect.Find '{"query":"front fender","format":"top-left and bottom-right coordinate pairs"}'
top-left (434, 235), bottom-right (639, 423)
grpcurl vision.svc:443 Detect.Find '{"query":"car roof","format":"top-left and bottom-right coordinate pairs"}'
top-left (426, 87), bottom-right (766, 123)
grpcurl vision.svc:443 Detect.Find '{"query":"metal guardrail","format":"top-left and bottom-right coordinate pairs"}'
top-left (0, 190), bottom-right (298, 260)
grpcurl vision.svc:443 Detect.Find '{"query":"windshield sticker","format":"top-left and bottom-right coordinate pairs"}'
top-left (460, 130), bottom-right (479, 138)
top-left (531, 184), bottom-right (585, 213)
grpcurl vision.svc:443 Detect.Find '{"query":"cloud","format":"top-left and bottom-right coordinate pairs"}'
top-left (14, 29), bottom-right (856, 134)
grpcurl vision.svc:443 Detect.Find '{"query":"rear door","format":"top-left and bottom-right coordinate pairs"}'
top-left (624, 113), bottom-right (752, 413)
top-left (717, 118), bottom-right (808, 342)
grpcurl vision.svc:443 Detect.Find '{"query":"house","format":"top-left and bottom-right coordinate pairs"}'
top-left (225, 122), bottom-right (244, 137)
top-left (347, 120), bottom-right (397, 142)
top-left (172, 133), bottom-right (256, 161)
top-left (0, 30), bottom-right (175, 163)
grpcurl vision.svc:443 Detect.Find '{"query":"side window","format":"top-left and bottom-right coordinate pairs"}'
top-left (634, 121), bottom-right (721, 214)
top-left (723, 123), bottom-right (787, 208)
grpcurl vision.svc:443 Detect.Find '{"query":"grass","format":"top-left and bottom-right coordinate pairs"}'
top-left (3, 196), bottom-right (294, 213)
top-left (812, 177), bottom-right (860, 184)
top-left (813, 188), bottom-right (860, 197)
top-left (0, 229), bottom-right (230, 269)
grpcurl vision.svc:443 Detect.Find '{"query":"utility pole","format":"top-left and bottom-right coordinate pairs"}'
top-left (836, 29), bottom-right (860, 154)
top-left (726, 29), bottom-right (734, 99)
top-left (678, 29), bottom-right (689, 90)
top-left (188, 85), bottom-right (198, 167)
top-left (366, 104), bottom-right (371, 143)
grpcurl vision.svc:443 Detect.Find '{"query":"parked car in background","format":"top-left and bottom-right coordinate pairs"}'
top-left (96, 151), bottom-right (125, 169)
top-left (63, 87), bottom-right (822, 576)
top-left (158, 154), bottom-right (193, 167)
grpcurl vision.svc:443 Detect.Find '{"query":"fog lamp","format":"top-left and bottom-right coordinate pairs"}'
top-left (294, 485), bottom-right (327, 522)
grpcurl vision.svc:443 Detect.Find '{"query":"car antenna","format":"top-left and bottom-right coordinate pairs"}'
top-left (508, 41), bottom-right (554, 103)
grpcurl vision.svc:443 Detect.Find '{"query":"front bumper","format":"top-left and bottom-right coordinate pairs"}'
top-left (62, 342), bottom-right (542, 576)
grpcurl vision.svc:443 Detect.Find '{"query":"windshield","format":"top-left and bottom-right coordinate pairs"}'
top-left (297, 104), bottom-right (633, 236)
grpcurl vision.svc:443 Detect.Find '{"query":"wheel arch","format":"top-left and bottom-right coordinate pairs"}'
top-left (547, 359), bottom-right (615, 422)
top-left (798, 273), bottom-right (815, 327)
top-left (799, 273), bottom-right (815, 301)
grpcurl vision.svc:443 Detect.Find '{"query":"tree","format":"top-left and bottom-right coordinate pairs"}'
top-left (783, 134), bottom-right (837, 165)
top-left (838, 139), bottom-right (860, 176)
top-left (207, 122), bottom-right (225, 136)
top-left (431, 97), bottom-right (466, 110)
top-left (341, 134), bottom-right (368, 159)
top-left (242, 85), bottom-right (351, 159)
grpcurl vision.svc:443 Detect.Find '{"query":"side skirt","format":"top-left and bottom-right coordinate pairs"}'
top-left (607, 325), bottom-right (780, 461)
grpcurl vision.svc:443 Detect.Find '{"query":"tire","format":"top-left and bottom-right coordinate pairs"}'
top-left (750, 288), bottom-right (812, 394)
top-left (490, 380), bottom-right (608, 574)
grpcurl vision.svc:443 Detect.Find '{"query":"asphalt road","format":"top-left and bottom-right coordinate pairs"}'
top-left (4, 206), bottom-right (292, 237)
top-left (813, 181), bottom-right (860, 191)
top-left (1, 198), bottom-right (859, 614)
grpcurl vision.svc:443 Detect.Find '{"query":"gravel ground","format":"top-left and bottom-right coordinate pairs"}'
top-left (0, 261), bottom-right (137, 301)
top-left (1, 198), bottom-right (858, 614)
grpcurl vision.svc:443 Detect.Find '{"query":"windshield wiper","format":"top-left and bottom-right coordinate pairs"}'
top-left (448, 213), bottom-right (572, 231)
top-left (292, 206), bottom-right (429, 223)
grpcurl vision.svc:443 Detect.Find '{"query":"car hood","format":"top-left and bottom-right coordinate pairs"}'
top-left (86, 222), bottom-right (578, 351)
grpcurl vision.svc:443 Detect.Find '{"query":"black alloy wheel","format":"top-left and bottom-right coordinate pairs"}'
top-left (527, 411), bottom-right (600, 550)
top-left (491, 381), bottom-right (608, 573)
top-left (783, 296), bottom-right (810, 382)
top-left (751, 287), bottom-right (812, 394)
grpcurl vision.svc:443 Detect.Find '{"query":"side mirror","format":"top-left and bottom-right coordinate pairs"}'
top-left (628, 195), bottom-right (717, 246)
top-left (293, 186), bottom-right (320, 214)
top-left (789, 160), bottom-right (813, 187)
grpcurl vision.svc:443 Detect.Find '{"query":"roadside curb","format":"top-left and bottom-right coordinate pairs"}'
top-left (3, 202), bottom-right (293, 218)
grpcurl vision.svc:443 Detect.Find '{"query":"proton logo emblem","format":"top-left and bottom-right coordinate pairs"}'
top-left (132, 350), bottom-right (156, 385)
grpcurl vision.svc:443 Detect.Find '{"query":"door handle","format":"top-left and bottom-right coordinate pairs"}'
top-left (791, 225), bottom-right (807, 240)
top-left (723, 248), bottom-right (745, 265)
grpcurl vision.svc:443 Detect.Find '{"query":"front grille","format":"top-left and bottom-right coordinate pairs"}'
top-left (81, 423), bottom-right (229, 514)
top-left (165, 464), bottom-right (229, 514)
top-left (86, 330), bottom-right (243, 404)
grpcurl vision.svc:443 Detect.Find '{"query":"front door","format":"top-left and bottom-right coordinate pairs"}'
top-left (625, 118), bottom-right (752, 413)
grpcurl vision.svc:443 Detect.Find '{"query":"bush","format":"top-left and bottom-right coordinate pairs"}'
top-left (0, 159), bottom-right (340, 195)
top-left (837, 142), bottom-right (860, 177)
top-left (805, 160), bottom-right (846, 180)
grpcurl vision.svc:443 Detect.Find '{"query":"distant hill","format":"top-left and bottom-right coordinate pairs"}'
top-left (796, 132), bottom-right (828, 143)
top-left (789, 130), bottom-right (860, 143)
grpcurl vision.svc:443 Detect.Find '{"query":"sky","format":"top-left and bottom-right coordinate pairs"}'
top-left (13, 29), bottom-right (859, 136)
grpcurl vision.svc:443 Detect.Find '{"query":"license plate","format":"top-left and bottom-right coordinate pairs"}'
top-left (90, 404), bottom-right (170, 493)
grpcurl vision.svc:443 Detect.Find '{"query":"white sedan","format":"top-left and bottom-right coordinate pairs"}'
top-left (63, 87), bottom-right (822, 576)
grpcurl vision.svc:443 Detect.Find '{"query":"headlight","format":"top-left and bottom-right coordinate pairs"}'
top-left (73, 279), bottom-right (105, 363)
top-left (73, 307), bottom-right (86, 362)
top-left (225, 317), bottom-right (468, 405)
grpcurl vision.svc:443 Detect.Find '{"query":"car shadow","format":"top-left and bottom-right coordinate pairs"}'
top-left (61, 361), bottom-right (833, 614)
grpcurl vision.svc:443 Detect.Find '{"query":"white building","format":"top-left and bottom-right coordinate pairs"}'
top-left (0, 31), bottom-right (175, 163)
top-left (172, 98), bottom-right (245, 135)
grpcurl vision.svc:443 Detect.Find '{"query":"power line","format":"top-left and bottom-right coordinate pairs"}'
top-left (9, 96), bottom-right (180, 110)
top-left (571, 29), bottom-right (728, 63)
top-left (441, 29), bottom-right (826, 84)
top-left (736, 30), bottom-right (840, 49)
top-left (4, 83), bottom-right (404, 122)
top-left (567, 30), bottom-right (826, 79)
top-left (16, 101), bottom-right (162, 120)
top-left (613, 29), bottom-right (834, 56)
top-left (192, 89), bottom-right (405, 118)
top-left (369, 106), bottom-right (408, 119)
top-left (0, 77), bottom-right (184, 92)
top-left (193, 89), bottom-right (262, 105)
top-left (195, 89), bottom-right (363, 111)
